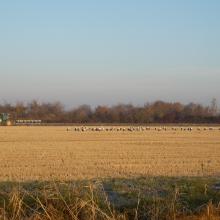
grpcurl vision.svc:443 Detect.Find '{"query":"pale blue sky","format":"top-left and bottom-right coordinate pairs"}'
top-left (0, 0), bottom-right (219, 108)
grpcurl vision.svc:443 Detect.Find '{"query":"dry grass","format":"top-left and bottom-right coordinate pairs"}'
top-left (0, 126), bottom-right (219, 181)
top-left (0, 179), bottom-right (220, 220)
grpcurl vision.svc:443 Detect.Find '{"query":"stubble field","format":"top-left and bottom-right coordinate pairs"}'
top-left (0, 126), bottom-right (220, 181)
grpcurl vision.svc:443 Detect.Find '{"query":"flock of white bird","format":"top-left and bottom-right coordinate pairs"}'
top-left (66, 126), bottom-right (220, 132)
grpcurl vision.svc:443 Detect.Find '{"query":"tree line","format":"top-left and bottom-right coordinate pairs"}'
top-left (0, 99), bottom-right (219, 124)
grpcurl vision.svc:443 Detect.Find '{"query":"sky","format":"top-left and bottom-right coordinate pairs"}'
top-left (0, 0), bottom-right (220, 108)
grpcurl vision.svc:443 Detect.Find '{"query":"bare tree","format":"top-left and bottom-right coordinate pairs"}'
top-left (210, 98), bottom-right (218, 116)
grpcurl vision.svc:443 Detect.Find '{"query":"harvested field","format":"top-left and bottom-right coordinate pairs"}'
top-left (0, 126), bottom-right (220, 181)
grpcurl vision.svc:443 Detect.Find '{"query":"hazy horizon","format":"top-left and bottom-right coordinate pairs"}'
top-left (1, 0), bottom-right (220, 108)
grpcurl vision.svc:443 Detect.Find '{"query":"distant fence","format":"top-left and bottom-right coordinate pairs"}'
top-left (15, 120), bottom-right (42, 125)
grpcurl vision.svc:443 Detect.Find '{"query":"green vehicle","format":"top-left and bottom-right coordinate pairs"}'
top-left (0, 113), bottom-right (12, 126)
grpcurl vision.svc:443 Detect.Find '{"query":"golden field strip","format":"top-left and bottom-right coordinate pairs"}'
top-left (0, 126), bottom-right (220, 181)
